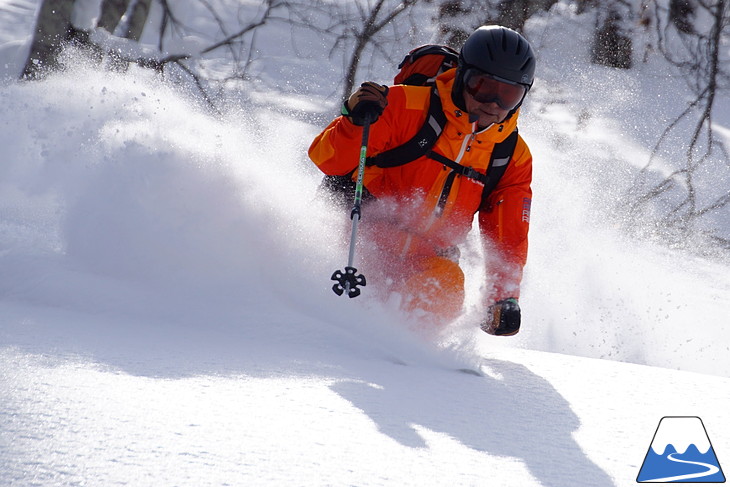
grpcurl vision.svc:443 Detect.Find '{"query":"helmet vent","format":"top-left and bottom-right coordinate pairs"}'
top-left (515, 40), bottom-right (523, 55)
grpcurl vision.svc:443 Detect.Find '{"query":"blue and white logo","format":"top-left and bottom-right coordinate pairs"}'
top-left (637, 416), bottom-right (725, 483)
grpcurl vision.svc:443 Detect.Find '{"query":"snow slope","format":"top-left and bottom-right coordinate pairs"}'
top-left (1, 1), bottom-right (729, 486)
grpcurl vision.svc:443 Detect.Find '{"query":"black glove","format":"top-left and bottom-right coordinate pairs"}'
top-left (481, 298), bottom-right (521, 336)
top-left (342, 82), bottom-right (389, 126)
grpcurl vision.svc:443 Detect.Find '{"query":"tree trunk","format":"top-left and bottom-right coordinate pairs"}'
top-left (435, 0), bottom-right (470, 47)
top-left (97, 0), bottom-right (128, 33)
top-left (495, 0), bottom-right (559, 32)
top-left (98, 0), bottom-right (151, 40)
top-left (591, 4), bottom-right (633, 69)
top-left (669, 0), bottom-right (696, 34)
top-left (122, 0), bottom-right (152, 41)
top-left (22, 0), bottom-right (75, 79)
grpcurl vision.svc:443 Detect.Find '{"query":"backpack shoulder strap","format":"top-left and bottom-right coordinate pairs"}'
top-left (480, 128), bottom-right (519, 207)
top-left (366, 87), bottom-right (445, 169)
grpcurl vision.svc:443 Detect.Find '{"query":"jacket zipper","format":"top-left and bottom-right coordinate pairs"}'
top-left (399, 124), bottom-right (482, 257)
top-left (434, 130), bottom-right (475, 215)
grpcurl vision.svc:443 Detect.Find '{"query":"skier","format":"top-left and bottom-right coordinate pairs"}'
top-left (309, 26), bottom-right (536, 336)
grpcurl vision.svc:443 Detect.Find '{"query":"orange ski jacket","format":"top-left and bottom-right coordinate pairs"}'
top-left (309, 69), bottom-right (532, 300)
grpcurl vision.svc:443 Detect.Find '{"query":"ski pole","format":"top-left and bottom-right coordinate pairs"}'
top-left (331, 116), bottom-right (372, 298)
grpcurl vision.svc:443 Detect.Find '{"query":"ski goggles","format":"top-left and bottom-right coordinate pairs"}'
top-left (464, 69), bottom-right (527, 111)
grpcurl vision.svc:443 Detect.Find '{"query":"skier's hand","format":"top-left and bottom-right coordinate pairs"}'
top-left (342, 82), bottom-right (389, 126)
top-left (481, 298), bottom-right (521, 336)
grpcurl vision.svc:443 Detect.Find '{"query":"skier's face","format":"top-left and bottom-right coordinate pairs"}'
top-left (464, 70), bottom-right (526, 110)
top-left (464, 91), bottom-right (510, 128)
top-left (462, 69), bottom-right (526, 128)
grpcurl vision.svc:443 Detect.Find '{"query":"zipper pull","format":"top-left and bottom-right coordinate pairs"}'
top-left (465, 132), bottom-right (476, 152)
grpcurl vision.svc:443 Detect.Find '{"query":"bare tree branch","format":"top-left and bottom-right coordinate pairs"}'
top-left (200, 1), bottom-right (275, 55)
top-left (628, 0), bottom-right (729, 246)
top-left (341, 0), bottom-right (419, 100)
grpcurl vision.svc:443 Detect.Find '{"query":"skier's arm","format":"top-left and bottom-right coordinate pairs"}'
top-left (308, 116), bottom-right (365, 176)
top-left (478, 137), bottom-right (533, 301)
top-left (309, 83), bottom-right (392, 177)
top-left (308, 85), bottom-right (429, 177)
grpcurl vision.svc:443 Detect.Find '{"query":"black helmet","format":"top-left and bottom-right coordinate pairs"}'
top-left (452, 25), bottom-right (536, 113)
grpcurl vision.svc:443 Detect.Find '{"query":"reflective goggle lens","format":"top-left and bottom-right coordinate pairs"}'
top-left (464, 70), bottom-right (526, 111)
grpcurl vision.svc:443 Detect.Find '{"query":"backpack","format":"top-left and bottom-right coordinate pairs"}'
top-left (321, 44), bottom-right (518, 211)
top-left (394, 44), bottom-right (459, 85)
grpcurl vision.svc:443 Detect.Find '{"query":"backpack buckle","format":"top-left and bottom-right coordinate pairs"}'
top-left (460, 166), bottom-right (486, 184)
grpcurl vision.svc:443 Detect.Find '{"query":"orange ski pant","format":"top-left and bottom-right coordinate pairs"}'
top-left (394, 255), bottom-right (465, 323)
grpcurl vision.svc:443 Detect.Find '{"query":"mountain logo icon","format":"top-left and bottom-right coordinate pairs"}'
top-left (637, 416), bottom-right (726, 483)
